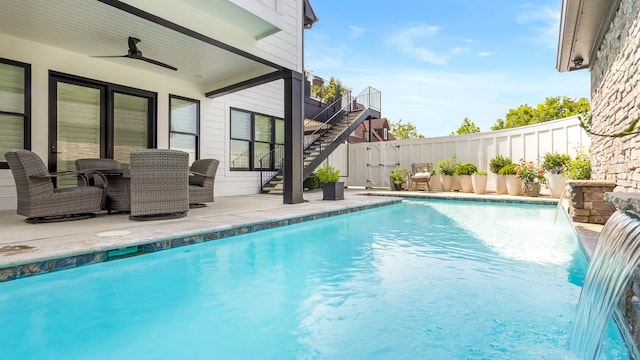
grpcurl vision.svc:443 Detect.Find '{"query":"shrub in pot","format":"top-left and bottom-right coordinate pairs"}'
top-left (542, 153), bottom-right (571, 198)
top-left (471, 170), bottom-right (488, 194)
top-left (437, 154), bottom-right (460, 192)
top-left (489, 155), bottom-right (512, 194)
top-left (316, 163), bottom-right (344, 200)
top-left (456, 163), bottom-right (477, 193)
top-left (564, 149), bottom-right (591, 180)
top-left (500, 163), bottom-right (522, 196)
top-left (390, 167), bottom-right (408, 191)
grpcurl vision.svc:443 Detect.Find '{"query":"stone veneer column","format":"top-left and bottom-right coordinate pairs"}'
top-left (566, 180), bottom-right (616, 224)
top-left (590, 0), bottom-right (640, 192)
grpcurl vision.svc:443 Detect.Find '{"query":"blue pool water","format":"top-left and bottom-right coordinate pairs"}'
top-left (0, 200), bottom-right (631, 359)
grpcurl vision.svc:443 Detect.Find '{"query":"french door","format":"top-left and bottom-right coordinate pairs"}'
top-left (48, 73), bottom-right (156, 184)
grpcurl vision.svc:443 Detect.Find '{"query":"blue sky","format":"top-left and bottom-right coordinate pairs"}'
top-left (304, 0), bottom-right (590, 137)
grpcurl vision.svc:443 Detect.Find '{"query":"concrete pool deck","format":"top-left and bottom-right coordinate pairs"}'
top-left (0, 188), bottom-right (600, 281)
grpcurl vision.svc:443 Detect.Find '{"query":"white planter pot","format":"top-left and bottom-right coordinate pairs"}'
top-left (495, 174), bottom-right (508, 194)
top-left (459, 175), bottom-right (473, 193)
top-left (471, 174), bottom-right (487, 194)
top-left (546, 173), bottom-right (567, 198)
top-left (506, 175), bottom-right (523, 196)
top-left (440, 175), bottom-right (454, 191)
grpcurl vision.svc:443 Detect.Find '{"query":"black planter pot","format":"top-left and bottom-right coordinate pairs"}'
top-left (322, 182), bottom-right (344, 200)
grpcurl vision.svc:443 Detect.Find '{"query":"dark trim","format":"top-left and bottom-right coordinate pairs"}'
top-left (169, 94), bottom-right (200, 161)
top-left (48, 71), bottom-right (157, 172)
top-left (283, 70), bottom-right (304, 204)
top-left (0, 58), bottom-right (31, 169)
top-left (229, 108), bottom-right (283, 171)
top-left (206, 70), bottom-right (285, 98)
top-left (97, 0), bottom-right (283, 71)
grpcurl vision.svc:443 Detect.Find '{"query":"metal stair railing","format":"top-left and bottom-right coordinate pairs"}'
top-left (260, 86), bottom-right (382, 192)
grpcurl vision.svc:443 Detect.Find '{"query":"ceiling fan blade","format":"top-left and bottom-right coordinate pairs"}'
top-left (91, 55), bottom-right (128, 58)
top-left (139, 56), bottom-right (178, 71)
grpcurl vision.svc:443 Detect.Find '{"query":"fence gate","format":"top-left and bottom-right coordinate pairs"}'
top-left (363, 142), bottom-right (400, 188)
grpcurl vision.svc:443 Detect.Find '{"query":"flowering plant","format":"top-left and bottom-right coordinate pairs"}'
top-left (515, 159), bottom-right (546, 184)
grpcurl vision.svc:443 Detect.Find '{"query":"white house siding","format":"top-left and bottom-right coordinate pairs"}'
top-left (124, 0), bottom-right (303, 72)
top-left (205, 80), bottom-right (284, 197)
top-left (0, 15), bottom-right (296, 210)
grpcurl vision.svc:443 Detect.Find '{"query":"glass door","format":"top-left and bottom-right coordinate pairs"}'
top-left (53, 81), bottom-right (103, 187)
top-left (113, 92), bottom-right (149, 167)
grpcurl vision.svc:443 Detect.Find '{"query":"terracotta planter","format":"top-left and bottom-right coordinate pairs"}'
top-left (505, 175), bottom-right (523, 196)
top-left (440, 175), bottom-right (454, 192)
top-left (495, 174), bottom-right (508, 194)
top-left (459, 175), bottom-right (473, 192)
top-left (471, 174), bottom-right (487, 194)
top-left (546, 173), bottom-right (567, 198)
top-left (523, 182), bottom-right (541, 197)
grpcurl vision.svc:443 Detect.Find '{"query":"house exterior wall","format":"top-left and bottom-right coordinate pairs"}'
top-left (590, 0), bottom-right (640, 192)
top-left (0, 0), bottom-right (304, 211)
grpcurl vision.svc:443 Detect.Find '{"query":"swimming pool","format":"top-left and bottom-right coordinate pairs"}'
top-left (0, 199), bottom-right (630, 359)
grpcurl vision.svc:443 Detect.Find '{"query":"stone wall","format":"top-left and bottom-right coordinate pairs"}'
top-left (590, 0), bottom-right (640, 193)
top-left (567, 180), bottom-right (616, 224)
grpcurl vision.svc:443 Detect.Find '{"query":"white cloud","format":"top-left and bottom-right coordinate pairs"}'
top-left (515, 5), bottom-right (560, 48)
top-left (477, 51), bottom-right (493, 57)
top-left (348, 25), bottom-right (366, 40)
top-left (387, 23), bottom-right (468, 65)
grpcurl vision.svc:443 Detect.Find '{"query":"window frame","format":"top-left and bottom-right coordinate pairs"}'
top-left (0, 58), bottom-right (31, 169)
top-left (229, 107), bottom-right (283, 171)
top-left (169, 94), bottom-right (200, 163)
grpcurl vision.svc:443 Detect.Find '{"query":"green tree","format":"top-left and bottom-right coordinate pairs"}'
top-left (389, 119), bottom-right (424, 139)
top-left (311, 77), bottom-right (348, 104)
top-left (450, 117), bottom-right (480, 135)
top-left (491, 96), bottom-right (590, 130)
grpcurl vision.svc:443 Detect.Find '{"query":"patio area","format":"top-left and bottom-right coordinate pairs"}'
top-left (0, 188), bottom-right (602, 282)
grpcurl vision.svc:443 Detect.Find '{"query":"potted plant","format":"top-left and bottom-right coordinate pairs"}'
top-left (515, 159), bottom-right (545, 197)
top-left (456, 163), bottom-right (477, 193)
top-left (316, 163), bottom-right (344, 200)
top-left (542, 152), bottom-right (572, 198)
top-left (564, 149), bottom-right (591, 180)
top-left (472, 170), bottom-right (488, 194)
top-left (489, 155), bottom-right (512, 194)
top-left (437, 154), bottom-right (460, 192)
top-left (389, 167), bottom-right (409, 191)
top-left (499, 163), bottom-right (522, 196)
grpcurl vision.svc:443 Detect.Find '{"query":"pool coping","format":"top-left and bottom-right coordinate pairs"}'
top-left (0, 191), bottom-right (564, 283)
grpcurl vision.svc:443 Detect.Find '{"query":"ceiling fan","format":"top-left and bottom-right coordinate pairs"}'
top-left (92, 37), bottom-right (177, 71)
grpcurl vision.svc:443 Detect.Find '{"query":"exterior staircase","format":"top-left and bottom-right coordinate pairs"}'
top-left (261, 87), bottom-right (381, 195)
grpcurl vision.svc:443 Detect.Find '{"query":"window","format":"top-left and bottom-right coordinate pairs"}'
top-left (383, 128), bottom-right (388, 140)
top-left (169, 95), bottom-right (199, 164)
top-left (0, 58), bottom-right (30, 169)
top-left (49, 72), bottom-right (156, 176)
top-left (230, 108), bottom-right (284, 170)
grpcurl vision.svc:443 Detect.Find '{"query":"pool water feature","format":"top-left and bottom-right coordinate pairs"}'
top-left (0, 200), bottom-right (631, 359)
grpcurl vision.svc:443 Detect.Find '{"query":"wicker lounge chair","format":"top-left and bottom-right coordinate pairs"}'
top-left (409, 162), bottom-right (433, 191)
top-left (75, 158), bottom-right (130, 213)
top-left (189, 159), bottom-right (219, 208)
top-left (128, 149), bottom-right (189, 220)
top-left (5, 149), bottom-right (106, 223)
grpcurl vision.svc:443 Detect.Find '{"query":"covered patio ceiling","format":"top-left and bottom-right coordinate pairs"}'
top-left (0, 0), bottom-right (285, 94)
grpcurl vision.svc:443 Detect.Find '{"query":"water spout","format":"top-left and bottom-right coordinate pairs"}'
top-left (553, 184), bottom-right (570, 226)
top-left (570, 210), bottom-right (640, 359)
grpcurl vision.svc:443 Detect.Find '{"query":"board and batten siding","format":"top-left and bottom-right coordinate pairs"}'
top-left (332, 116), bottom-right (590, 192)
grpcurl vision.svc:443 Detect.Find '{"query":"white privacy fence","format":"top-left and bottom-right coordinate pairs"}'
top-left (327, 116), bottom-right (590, 192)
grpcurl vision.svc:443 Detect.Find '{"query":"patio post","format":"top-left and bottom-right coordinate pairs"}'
top-left (283, 70), bottom-right (304, 204)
